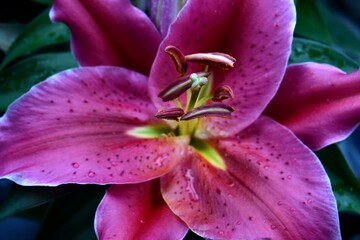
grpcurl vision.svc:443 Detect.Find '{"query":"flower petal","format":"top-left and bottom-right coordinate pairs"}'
top-left (161, 116), bottom-right (340, 239)
top-left (265, 63), bottom-right (360, 150)
top-left (149, 0), bottom-right (184, 37)
top-left (0, 66), bottom-right (189, 186)
top-left (50, 0), bottom-right (161, 75)
top-left (95, 181), bottom-right (188, 240)
top-left (149, 0), bottom-right (295, 137)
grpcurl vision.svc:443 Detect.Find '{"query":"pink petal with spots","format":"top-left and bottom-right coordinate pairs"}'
top-left (161, 116), bottom-right (340, 239)
top-left (95, 181), bottom-right (188, 240)
top-left (149, 0), bottom-right (295, 137)
top-left (265, 63), bottom-right (360, 150)
top-left (50, 0), bottom-right (161, 75)
top-left (149, 0), bottom-right (185, 37)
top-left (0, 66), bottom-right (189, 186)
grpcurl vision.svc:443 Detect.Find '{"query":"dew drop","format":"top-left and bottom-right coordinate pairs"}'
top-left (263, 165), bottom-right (270, 169)
top-left (185, 169), bottom-right (199, 201)
top-left (277, 201), bottom-right (283, 206)
top-left (218, 230), bottom-right (224, 235)
top-left (228, 181), bottom-right (235, 187)
top-left (286, 175), bottom-right (292, 180)
top-left (306, 199), bottom-right (313, 205)
top-left (71, 162), bottom-right (80, 168)
top-left (111, 161), bottom-right (118, 167)
top-left (88, 171), bottom-right (96, 177)
top-left (154, 153), bottom-right (167, 167)
top-left (271, 224), bottom-right (277, 230)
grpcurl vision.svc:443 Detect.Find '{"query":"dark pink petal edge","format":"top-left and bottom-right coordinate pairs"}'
top-left (161, 116), bottom-right (340, 239)
top-left (51, 0), bottom-right (161, 75)
top-left (149, 0), bottom-right (296, 138)
top-left (0, 66), bottom-right (189, 186)
top-left (265, 63), bottom-right (360, 150)
top-left (95, 181), bottom-right (188, 240)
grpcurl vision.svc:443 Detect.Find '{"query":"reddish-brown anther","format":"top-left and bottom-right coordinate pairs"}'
top-left (212, 85), bottom-right (235, 102)
top-left (185, 52), bottom-right (236, 70)
top-left (165, 45), bottom-right (188, 75)
top-left (155, 108), bottom-right (185, 121)
top-left (181, 103), bottom-right (234, 121)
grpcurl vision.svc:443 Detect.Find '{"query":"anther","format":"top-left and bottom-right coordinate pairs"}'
top-left (180, 103), bottom-right (234, 121)
top-left (158, 75), bottom-right (192, 102)
top-left (158, 72), bottom-right (210, 102)
top-left (212, 85), bottom-right (235, 102)
top-left (185, 52), bottom-right (236, 70)
top-left (155, 108), bottom-right (185, 121)
top-left (165, 45), bottom-right (188, 76)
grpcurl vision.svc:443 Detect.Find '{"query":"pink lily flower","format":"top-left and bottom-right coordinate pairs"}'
top-left (1, 0), bottom-right (359, 239)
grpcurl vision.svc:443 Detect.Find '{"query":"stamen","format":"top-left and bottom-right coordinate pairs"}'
top-left (155, 108), bottom-right (185, 121)
top-left (158, 75), bottom-right (192, 102)
top-left (158, 72), bottom-right (210, 102)
top-left (185, 52), bottom-right (236, 70)
top-left (181, 103), bottom-right (234, 121)
top-left (165, 45), bottom-right (188, 76)
top-left (212, 85), bottom-right (235, 102)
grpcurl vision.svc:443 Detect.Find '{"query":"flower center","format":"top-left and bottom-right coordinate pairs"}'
top-left (128, 46), bottom-right (236, 170)
top-left (156, 45), bottom-right (236, 137)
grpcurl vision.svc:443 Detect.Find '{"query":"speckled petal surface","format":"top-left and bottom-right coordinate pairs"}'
top-left (0, 66), bottom-right (189, 186)
top-left (161, 116), bottom-right (340, 239)
top-left (149, 0), bottom-right (295, 138)
top-left (95, 181), bottom-right (188, 240)
top-left (265, 63), bottom-right (360, 150)
top-left (51, 0), bottom-right (161, 75)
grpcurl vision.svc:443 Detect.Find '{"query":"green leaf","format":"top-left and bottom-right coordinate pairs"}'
top-left (317, 145), bottom-right (360, 214)
top-left (0, 23), bottom-right (24, 52)
top-left (295, 0), bottom-right (332, 44)
top-left (0, 9), bottom-right (70, 69)
top-left (290, 38), bottom-right (359, 73)
top-left (0, 52), bottom-right (77, 111)
top-left (35, 185), bottom-right (106, 240)
top-left (0, 184), bottom-right (80, 220)
top-left (316, 3), bottom-right (360, 63)
top-left (31, 0), bottom-right (52, 5)
top-left (295, 0), bottom-right (360, 64)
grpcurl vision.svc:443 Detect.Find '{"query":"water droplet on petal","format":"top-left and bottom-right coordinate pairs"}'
top-left (154, 153), bottom-right (168, 167)
top-left (88, 171), bottom-right (96, 177)
top-left (277, 201), bottom-right (283, 206)
top-left (271, 224), bottom-right (277, 230)
top-left (111, 161), bottom-right (117, 167)
top-left (306, 199), bottom-right (313, 205)
top-left (218, 230), bottom-right (224, 235)
top-left (286, 175), bottom-right (292, 180)
top-left (72, 162), bottom-right (80, 168)
top-left (185, 169), bottom-right (199, 201)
